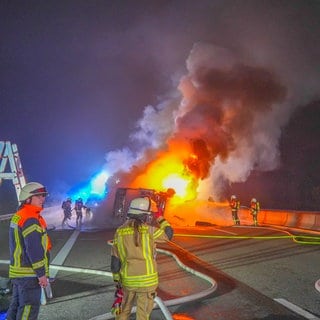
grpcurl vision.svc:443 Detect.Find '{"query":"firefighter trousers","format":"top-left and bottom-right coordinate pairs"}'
top-left (116, 287), bottom-right (156, 320)
top-left (232, 211), bottom-right (240, 225)
top-left (6, 278), bottom-right (41, 320)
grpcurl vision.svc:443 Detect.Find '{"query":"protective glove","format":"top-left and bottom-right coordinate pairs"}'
top-left (153, 208), bottom-right (163, 220)
top-left (111, 282), bottom-right (123, 315)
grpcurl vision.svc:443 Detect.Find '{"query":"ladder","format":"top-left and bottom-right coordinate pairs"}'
top-left (0, 141), bottom-right (26, 201)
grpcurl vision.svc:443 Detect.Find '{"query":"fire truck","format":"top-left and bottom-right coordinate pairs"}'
top-left (112, 187), bottom-right (175, 223)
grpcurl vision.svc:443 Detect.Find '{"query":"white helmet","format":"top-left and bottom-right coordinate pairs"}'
top-left (127, 197), bottom-right (157, 216)
top-left (251, 198), bottom-right (257, 203)
top-left (19, 182), bottom-right (48, 202)
top-left (231, 195), bottom-right (237, 200)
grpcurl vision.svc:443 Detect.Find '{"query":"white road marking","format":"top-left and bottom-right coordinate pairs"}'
top-left (50, 230), bottom-right (80, 278)
top-left (274, 298), bottom-right (320, 319)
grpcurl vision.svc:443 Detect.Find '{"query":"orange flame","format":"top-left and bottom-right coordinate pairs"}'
top-left (130, 150), bottom-right (197, 203)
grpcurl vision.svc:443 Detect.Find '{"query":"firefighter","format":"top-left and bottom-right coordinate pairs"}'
top-left (155, 188), bottom-right (176, 216)
top-left (74, 198), bottom-right (86, 229)
top-left (111, 196), bottom-right (174, 320)
top-left (229, 195), bottom-right (240, 225)
top-left (61, 197), bottom-right (72, 227)
top-left (7, 182), bottom-right (51, 320)
top-left (250, 198), bottom-right (260, 226)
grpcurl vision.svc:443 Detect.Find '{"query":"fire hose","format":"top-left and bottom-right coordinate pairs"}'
top-left (88, 240), bottom-right (218, 320)
top-left (174, 224), bottom-right (320, 245)
top-left (1, 226), bottom-right (319, 318)
top-left (0, 245), bottom-right (217, 320)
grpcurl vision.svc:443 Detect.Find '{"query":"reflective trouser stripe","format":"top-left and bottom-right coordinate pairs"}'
top-left (21, 305), bottom-right (31, 320)
top-left (6, 279), bottom-right (41, 320)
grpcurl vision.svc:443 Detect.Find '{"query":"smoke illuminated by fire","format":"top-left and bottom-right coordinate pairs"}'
top-left (103, 43), bottom-right (288, 203)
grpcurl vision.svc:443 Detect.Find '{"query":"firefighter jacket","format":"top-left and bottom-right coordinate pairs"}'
top-left (111, 218), bottom-right (173, 289)
top-left (9, 204), bottom-right (51, 279)
top-left (62, 200), bottom-right (72, 212)
top-left (75, 200), bottom-right (85, 213)
top-left (230, 199), bottom-right (240, 212)
top-left (250, 202), bottom-right (260, 215)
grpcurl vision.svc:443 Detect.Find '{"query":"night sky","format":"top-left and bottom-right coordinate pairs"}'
top-left (1, 1), bottom-right (320, 210)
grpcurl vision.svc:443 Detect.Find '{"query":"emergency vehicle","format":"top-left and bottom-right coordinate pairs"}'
top-left (112, 187), bottom-right (175, 223)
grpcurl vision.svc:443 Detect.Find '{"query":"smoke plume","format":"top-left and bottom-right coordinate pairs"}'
top-left (102, 42), bottom-right (294, 200)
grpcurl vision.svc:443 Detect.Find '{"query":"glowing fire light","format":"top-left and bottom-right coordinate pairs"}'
top-left (131, 150), bottom-right (198, 203)
top-left (162, 173), bottom-right (189, 198)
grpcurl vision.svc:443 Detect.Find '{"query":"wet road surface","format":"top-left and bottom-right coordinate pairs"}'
top-left (1, 218), bottom-right (320, 319)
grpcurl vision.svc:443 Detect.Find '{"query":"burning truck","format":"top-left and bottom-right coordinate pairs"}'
top-left (112, 187), bottom-right (176, 224)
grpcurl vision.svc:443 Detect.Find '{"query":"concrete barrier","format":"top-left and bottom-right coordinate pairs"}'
top-left (284, 212), bottom-right (299, 228)
top-left (167, 201), bottom-right (320, 232)
top-left (222, 206), bottom-right (320, 232)
top-left (259, 210), bottom-right (320, 231)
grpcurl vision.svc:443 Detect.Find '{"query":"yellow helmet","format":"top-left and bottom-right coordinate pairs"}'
top-left (19, 182), bottom-right (48, 202)
top-left (127, 197), bottom-right (157, 215)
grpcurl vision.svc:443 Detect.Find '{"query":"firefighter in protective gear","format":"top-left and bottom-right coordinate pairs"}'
top-left (74, 198), bottom-right (86, 229)
top-left (61, 197), bottom-right (72, 227)
top-left (250, 198), bottom-right (260, 226)
top-left (111, 196), bottom-right (174, 320)
top-left (229, 195), bottom-right (240, 225)
top-left (7, 182), bottom-right (51, 320)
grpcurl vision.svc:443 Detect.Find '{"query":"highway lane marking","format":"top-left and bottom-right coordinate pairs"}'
top-left (274, 298), bottom-right (319, 319)
top-left (215, 228), bottom-right (238, 235)
top-left (50, 230), bottom-right (80, 278)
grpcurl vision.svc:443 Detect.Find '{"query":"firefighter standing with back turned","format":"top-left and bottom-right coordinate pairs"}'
top-left (7, 182), bottom-right (51, 320)
top-left (250, 198), bottom-right (260, 226)
top-left (61, 197), bottom-right (72, 227)
top-left (74, 197), bottom-right (86, 229)
top-left (229, 195), bottom-right (240, 225)
top-left (110, 196), bottom-right (174, 320)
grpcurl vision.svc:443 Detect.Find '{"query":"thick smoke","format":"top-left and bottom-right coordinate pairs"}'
top-left (107, 0), bottom-right (319, 203)
top-left (181, 43), bottom-right (288, 199)
top-left (103, 42), bottom-right (292, 200)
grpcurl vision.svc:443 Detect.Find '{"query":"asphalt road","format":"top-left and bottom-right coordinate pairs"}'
top-left (0, 217), bottom-right (320, 320)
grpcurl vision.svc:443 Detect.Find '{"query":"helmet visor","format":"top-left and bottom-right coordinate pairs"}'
top-left (30, 187), bottom-right (48, 195)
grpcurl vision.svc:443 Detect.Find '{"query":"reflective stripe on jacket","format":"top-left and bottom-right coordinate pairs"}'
top-left (111, 218), bottom-right (173, 288)
top-left (9, 204), bottom-right (50, 279)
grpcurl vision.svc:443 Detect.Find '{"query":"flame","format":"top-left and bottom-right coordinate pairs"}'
top-left (130, 150), bottom-right (197, 203)
top-left (162, 173), bottom-right (188, 197)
